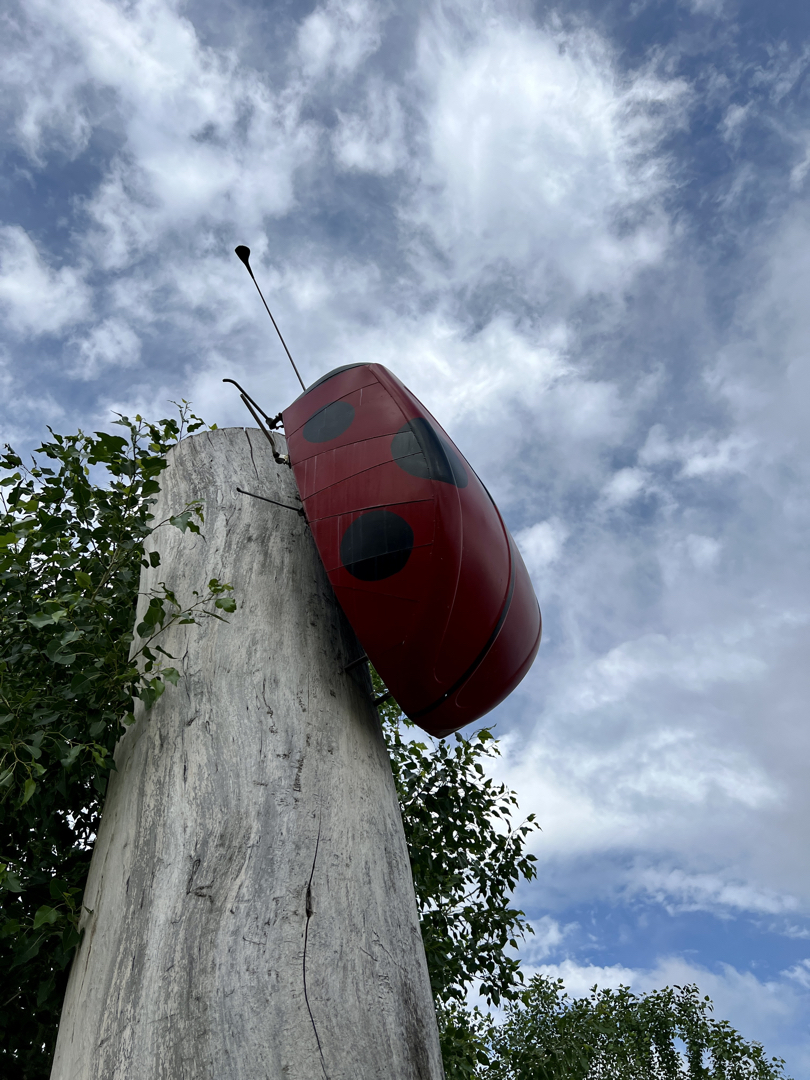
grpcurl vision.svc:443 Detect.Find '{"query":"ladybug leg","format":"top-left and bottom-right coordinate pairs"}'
top-left (222, 378), bottom-right (282, 429)
top-left (236, 487), bottom-right (306, 518)
top-left (239, 395), bottom-right (289, 465)
top-left (222, 378), bottom-right (289, 464)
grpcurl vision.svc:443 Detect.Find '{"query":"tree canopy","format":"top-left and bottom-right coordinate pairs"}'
top-left (486, 977), bottom-right (789, 1080)
top-left (0, 412), bottom-right (792, 1080)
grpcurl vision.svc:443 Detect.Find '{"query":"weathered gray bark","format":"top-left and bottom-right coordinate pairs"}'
top-left (50, 427), bottom-right (444, 1080)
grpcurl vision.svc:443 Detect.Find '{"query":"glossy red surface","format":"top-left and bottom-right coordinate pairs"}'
top-left (282, 363), bottom-right (541, 737)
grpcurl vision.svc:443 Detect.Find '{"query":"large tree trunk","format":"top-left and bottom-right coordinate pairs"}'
top-left (50, 427), bottom-right (444, 1080)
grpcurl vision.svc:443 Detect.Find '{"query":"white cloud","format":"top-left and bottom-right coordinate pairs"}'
top-left (685, 533), bottom-right (722, 570)
top-left (489, 605), bottom-right (808, 880)
top-left (528, 957), bottom-right (637, 995)
top-left (0, 348), bottom-right (13, 399)
top-left (684, 0), bottom-right (726, 19)
top-left (3, 0), bottom-right (317, 271)
top-left (409, 12), bottom-right (687, 299)
top-left (518, 916), bottom-right (578, 964)
top-left (639, 423), bottom-right (754, 478)
top-left (782, 959), bottom-right (810, 989)
top-left (493, 728), bottom-right (780, 870)
top-left (719, 102), bottom-right (751, 145)
top-left (516, 519), bottom-right (569, 572)
top-left (333, 78), bottom-right (407, 175)
top-left (781, 925), bottom-right (810, 941)
top-left (71, 318), bottom-right (141, 379)
top-left (0, 226), bottom-right (91, 335)
top-left (601, 466), bottom-right (649, 505)
top-left (565, 627), bottom-right (769, 711)
top-left (789, 137), bottom-right (810, 191)
top-left (0, 7), bottom-right (94, 163)
top-left (631, 867), bottom-right (800, 916)
top-left (297, 0), bottom-right (382, 79)
top-left (0, 344), bottom-right (68, 446)
top-left (711, 201), bottom-right (810, 477)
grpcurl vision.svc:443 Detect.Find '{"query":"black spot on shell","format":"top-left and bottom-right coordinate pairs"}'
top-left (340, 510), bottom-right (414, 581)
top-left (391, 418), bottom-right (468, 487)
top-left (303, 400), bottom-right (355, 443)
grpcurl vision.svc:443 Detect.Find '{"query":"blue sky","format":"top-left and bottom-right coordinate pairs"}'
top-left (2, 0), bottom-right (810, 1071)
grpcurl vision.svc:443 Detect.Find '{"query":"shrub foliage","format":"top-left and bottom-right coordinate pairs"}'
top-left (0, 408), bottom-right (233, 1076)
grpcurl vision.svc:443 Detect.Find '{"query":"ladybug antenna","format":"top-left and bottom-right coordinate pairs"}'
top-left (235, 245), bottom-right (306, 392)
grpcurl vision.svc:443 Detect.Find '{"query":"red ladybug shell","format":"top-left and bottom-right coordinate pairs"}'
top-left (282, 363), bottom-right (541, 737)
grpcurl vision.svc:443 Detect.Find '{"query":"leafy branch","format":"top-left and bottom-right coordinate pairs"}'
top-left (0, 403), bottom-right (228, 1077)
top-left (374, 669), bottom-right (539, 1011)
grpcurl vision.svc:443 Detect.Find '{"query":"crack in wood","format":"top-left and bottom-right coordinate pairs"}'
top-left (302, 812), bottom-right (327, 1079)
top-left (245, 428), bottom-right (261, 482)
top-left (186, 857), bottom-right (201, 894)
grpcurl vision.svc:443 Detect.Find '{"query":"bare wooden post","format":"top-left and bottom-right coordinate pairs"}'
top-left (50, 427), bottom-right (444, 1080)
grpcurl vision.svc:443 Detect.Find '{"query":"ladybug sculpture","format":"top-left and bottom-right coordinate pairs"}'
top-left (232, 247), bottom-right (541, 738)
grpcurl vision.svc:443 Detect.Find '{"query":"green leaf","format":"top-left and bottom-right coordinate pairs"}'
top-left (21, 777), bottom-right (36, 804)
top-left (141, 599), bottom-right (165, 627)
top-left (140, 677), bottom-right (167, 710)
top-left (2, 871), bottom-right (22, 893)
top-left (37, 975), bottom-right (56, 1007)
top-left (52, 651), bottom-right (77, 666)
top-left (169, 510), bottom-right (200, 533)
top-left (90, 431), bottom-right (128, 458)
top-left (33, 905), bottom-right (59, 930)
top-left (60, 744), bottom-right (82, 768)
top-left (11, 936), bottom-right (43, 968)
top-left (75, 570), bottom-right (93, 589)
top-left (0, 713), bottom-right (14, 728)
top-left (69, 671), bottom-right (97, 696)
top-left (45, 637), bottom-right (78, 664)
top-left (27, 612), bottom-right (61, 628)
top-left (214, 596), bottom-right (236, 612)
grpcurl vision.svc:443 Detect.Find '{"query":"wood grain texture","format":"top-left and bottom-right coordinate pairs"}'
top-left (50, 427), bottom-right (444, 1080)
